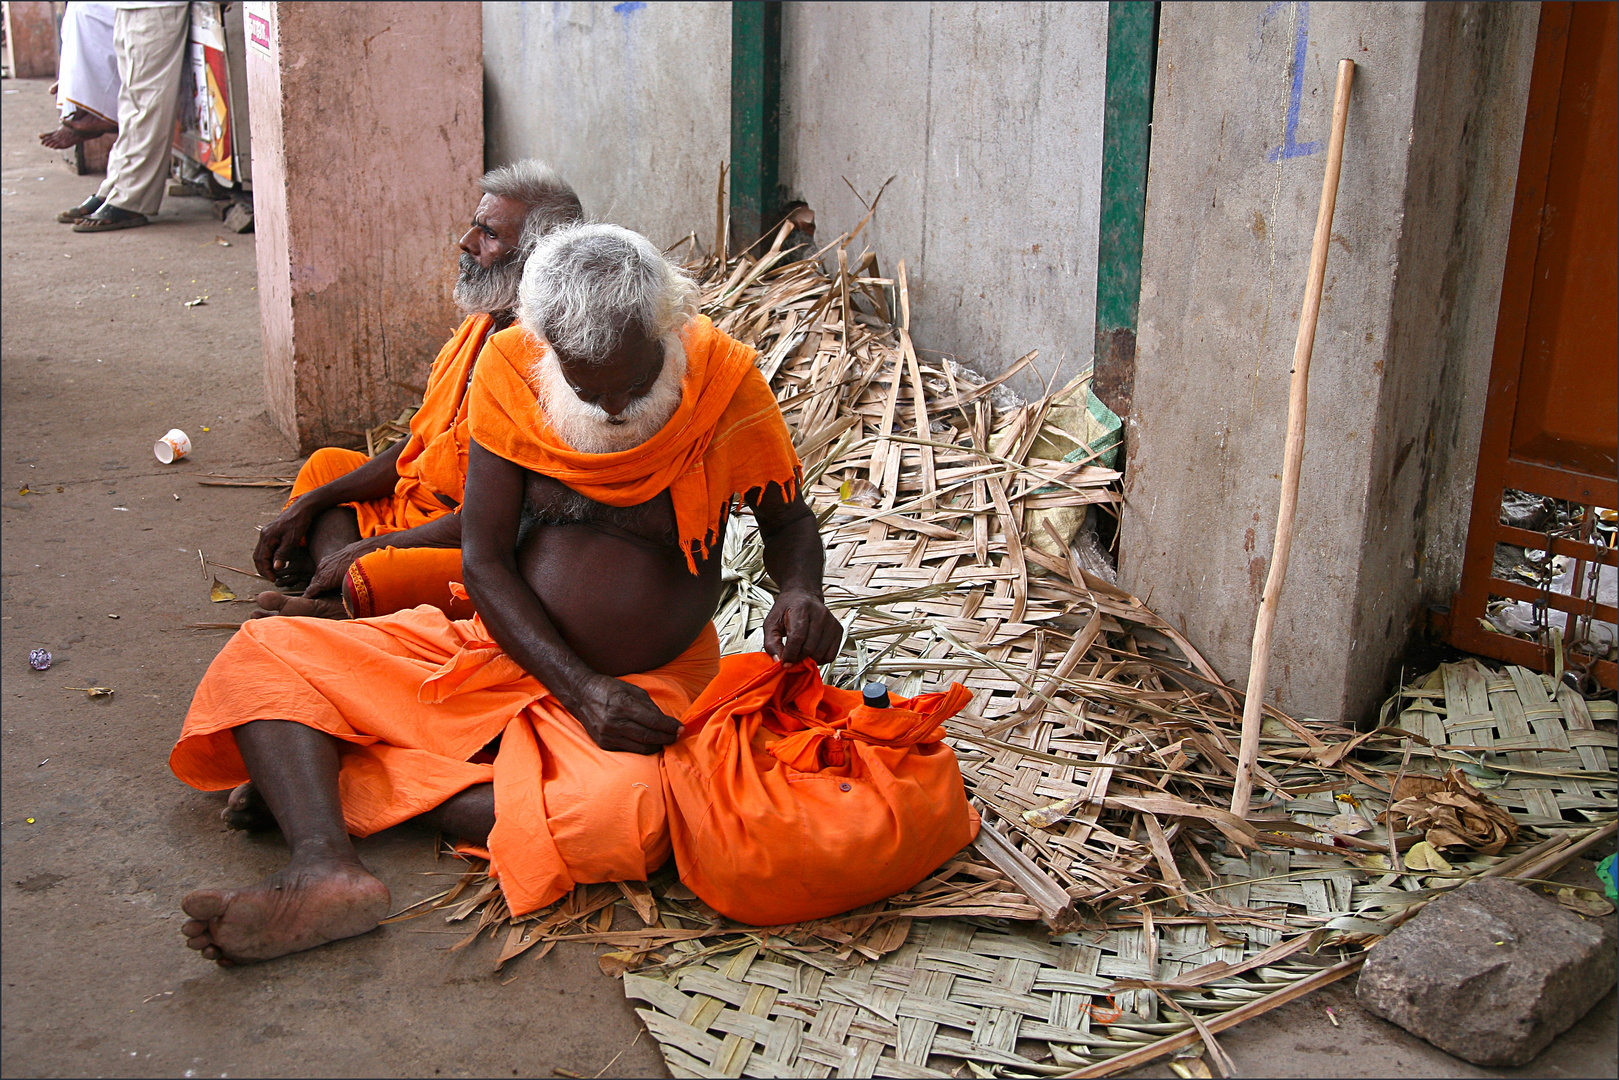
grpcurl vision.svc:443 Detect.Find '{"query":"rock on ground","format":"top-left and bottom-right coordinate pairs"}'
top-left (1357, 877), bottom-right (1618, 1067)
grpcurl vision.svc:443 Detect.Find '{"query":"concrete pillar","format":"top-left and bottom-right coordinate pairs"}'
top-left (3, 1), bottom-right (57, 78)
top-left (780, 2), bottom-right (1108, 401)
top-left (482, 1), bottom-right (731, 248)
top-left (244, 1), bottom-right (482, 454)
top-left (1119, 1), bottom-right (1539, 723)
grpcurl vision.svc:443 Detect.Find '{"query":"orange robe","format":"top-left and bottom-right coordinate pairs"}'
top-left (468, 315), bottom-right (802, 572)
top-left (171, 606), bottom-right (720, 916)
top-left (287, 314), bottom-right (492, 532)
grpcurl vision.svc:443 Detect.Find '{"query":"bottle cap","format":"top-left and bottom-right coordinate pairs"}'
top-left (862, 681), bottom-right (890, 708)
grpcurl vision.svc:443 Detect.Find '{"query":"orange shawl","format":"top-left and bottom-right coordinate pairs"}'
top-left (393, 313), bottom-right (494, 508)
top-left (468, 316), bottom-right (800, 572)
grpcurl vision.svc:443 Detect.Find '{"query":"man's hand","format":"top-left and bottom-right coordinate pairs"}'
top-left (572, 675), bottom-right (683, 754)
top-left (253, 500), bottom-right (320, 581)
top-left (303, 536), bottom-right (382, 598)
top-left (763, 588), bottom-right (842, 665)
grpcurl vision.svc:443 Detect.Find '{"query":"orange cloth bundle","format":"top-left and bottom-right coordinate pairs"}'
top-left (662, 654), bottom-right (980, 926)
top-left (170, 607), bottom-right (720, 916)
top-left (468, 316), bottom-right (802, 573)
top-left (343, 546), bottom-right (473, 620)
top-left (285, 313), bottom-right (493, 535)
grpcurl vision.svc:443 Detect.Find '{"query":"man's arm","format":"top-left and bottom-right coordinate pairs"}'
top-left (461, 440), bottom-right (682, 753)
top-left (301, 510), bottom-right (462, 597)
top-left (748, 484), bottom-right (842, 665)
top-left (253, 440), bottom-right (407, 579)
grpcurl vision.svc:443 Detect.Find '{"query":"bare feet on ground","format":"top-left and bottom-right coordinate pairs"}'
top-left (250, 590), bottom-right (347, 620)
top-left (180, 859), bottom-right (390, 965)
top-left (221, 782), bottom-right (278, 832)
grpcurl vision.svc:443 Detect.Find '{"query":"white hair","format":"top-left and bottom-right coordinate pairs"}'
top-left (479, 159), bottom-right (585, 258)
top-left (518, 223), bottom-right (700, 363)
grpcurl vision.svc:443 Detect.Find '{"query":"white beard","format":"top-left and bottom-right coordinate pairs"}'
top-left (531, 336), bottom-right (687, 454)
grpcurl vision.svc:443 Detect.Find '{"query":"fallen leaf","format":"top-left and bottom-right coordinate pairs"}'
top-left (1169, 1055), bottom-right (1213, 1079)
top-left (1554, 887), bottom-right (1615, 918)
top-left (1325, 812), bottom-right (1372, 836)
top-left (596, 949), bottom-right (639, 978)
top-left (1402, 840), bottom-right (1452, 873)
top-left (839, 477), bottom-right (881, 507)
top-left (64, 686), bottom-right (115, 699)
top-left (209, 577), bottom-right (237, 603)
top-left (1023, 794), bottom-right (1084, 829)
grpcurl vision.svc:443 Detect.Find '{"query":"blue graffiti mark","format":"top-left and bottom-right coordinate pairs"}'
top-left (1263, 1), bottom-right (1321, 162)
top-left (613, 1), bottom-right (645, 13)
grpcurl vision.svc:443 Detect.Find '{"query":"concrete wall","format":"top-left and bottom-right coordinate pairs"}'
top-left (1120, 1), bottom-right (1537, 723)
top-left (246, 1), bottom-right (483, 453)
top-left (482, 1), bottom-right (730, 248)
top-left (780, 2), bottom-right (1108, 402)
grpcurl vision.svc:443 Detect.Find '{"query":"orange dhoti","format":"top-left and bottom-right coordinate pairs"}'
top-left (342, 546), bottom-right (473, 620)
top-left (286, 446), bottom-right (458, 540)
top-left (170, 607), bottom-right (720, 915)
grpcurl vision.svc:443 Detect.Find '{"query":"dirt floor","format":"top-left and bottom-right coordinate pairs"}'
top-left (2, 74), bottom-right (1614, 1079)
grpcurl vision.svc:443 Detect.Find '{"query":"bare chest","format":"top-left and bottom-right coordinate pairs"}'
top-left (519, 471), bottom-right (681, 548)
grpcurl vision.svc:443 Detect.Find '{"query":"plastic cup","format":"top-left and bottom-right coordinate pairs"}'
top-left (154, 428), bottom-right (191, 464)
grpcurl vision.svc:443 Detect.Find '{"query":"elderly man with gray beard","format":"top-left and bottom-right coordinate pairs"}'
top-left (249, 161), bottom-right (584, 620)
top-left (169, 223), bottom-right (837, 966)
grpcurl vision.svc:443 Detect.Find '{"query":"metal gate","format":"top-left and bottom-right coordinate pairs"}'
top-left (1449, 0), bottom-right (1618, 690)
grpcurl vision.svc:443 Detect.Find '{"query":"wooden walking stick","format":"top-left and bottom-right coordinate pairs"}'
top-left (1230, 59), bottom-right (1356, 819)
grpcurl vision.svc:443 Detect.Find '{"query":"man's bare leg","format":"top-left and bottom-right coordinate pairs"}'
top-left (181, 720), bottom-right (390, 964)
top-left (251, 506), bottom-right (360, 619)
top-left (226, 779), bottom-right (495, 847)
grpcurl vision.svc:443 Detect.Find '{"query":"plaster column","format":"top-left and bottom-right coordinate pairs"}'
top-left (3, 1), bottom-right (57, 79)
top-left (1119, 1), bottom-right (1539, 723)
top-left (243, 1), bottom-right (482, 454)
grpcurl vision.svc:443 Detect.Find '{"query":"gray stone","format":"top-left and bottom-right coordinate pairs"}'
top-left (1357, 877), bottom-right (1618, 1067)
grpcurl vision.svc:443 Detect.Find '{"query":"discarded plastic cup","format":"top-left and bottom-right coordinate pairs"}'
top-left (154, 428), bottom-right (191, 464)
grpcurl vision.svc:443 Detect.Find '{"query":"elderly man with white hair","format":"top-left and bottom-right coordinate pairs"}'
top-left (247, 160), bottom-right (584, 622)
top-left (167, 223), bottom-right (837, 965)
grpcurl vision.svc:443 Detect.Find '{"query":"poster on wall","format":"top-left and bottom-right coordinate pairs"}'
top-left (172, 2), bottom-right (233, 183)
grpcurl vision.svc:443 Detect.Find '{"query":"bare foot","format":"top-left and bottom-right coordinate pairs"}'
top-left (180, 858), bottom-right (389, 965)
top-left (39, 124), bottom-right (84, 149)
top-left (250, 590), bottom-right (347, 620)
top-left (221, 782), bottom-right (277, 833)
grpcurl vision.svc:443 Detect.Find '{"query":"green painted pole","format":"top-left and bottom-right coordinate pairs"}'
top-left (1092, 1), bottom-right (1159, 421)
top-left (730, 0), bottom-right (782, 254)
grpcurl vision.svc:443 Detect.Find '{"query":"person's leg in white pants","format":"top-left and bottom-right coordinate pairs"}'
top-left (76, 4), bottom-right (189, 229)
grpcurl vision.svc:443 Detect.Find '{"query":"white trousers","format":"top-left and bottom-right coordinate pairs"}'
top-left (96, 4), bottom-right (189, 216)
top-left (57, 2), bottom-right (121, 123)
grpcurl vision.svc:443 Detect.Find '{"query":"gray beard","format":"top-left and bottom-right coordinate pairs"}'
top-left (453, 253), bottom-right (522, 316)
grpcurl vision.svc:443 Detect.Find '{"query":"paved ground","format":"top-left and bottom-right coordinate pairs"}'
top-left (2, 74), bottom-right (1613, 1079)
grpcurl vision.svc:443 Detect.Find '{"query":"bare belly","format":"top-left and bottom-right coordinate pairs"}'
top-left (516, 521), bottom-right (726, 676)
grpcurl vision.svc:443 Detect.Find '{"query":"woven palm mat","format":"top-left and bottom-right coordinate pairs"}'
top-left (1381, 659), bottom-right (1616, 828)
top-left (388, 217), bottom-right (1616, 1076)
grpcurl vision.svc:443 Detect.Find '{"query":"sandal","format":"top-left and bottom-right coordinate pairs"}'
top-left (72, 204), bottom-right (150, 232)
top-left (56, 194), bottom-right (104, 224)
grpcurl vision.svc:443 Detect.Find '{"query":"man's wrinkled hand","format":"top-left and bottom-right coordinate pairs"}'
top-left (763, 588), bottom-right (842, 666)
top-left (253, 501), bottom-right (317, 581)
top-left (303, 537), bottom-right (378, 598)
top-left (573, 676), bottom-right (683, 754)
